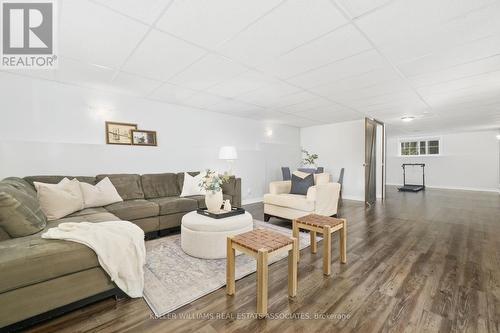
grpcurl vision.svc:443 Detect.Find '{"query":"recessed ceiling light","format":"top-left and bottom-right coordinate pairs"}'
top-left (496, 134), bottom-right (500, 140)
top-left (401, 116), bottom-right (415, 122)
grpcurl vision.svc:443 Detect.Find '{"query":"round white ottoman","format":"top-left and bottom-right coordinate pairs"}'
top-left (181, 211), bottom-right (253, 259)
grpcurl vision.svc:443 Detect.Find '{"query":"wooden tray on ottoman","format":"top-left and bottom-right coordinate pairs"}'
top-left (196, 207), bottom-right (245, 219)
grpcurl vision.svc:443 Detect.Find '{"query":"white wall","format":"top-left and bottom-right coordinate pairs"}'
top-left (386, 131), bottom-right (500, 192)
top-left (0, 73), bottom-right (301, 203)
top-left (301, 119), bottom-right (365, 201)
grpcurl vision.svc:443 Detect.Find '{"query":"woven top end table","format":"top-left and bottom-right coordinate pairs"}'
top-left (292, 214), bottom-right (347, 276)
top-left (226, 228), bottom-right (298, 317)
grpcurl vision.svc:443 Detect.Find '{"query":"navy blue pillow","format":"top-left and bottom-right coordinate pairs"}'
top-left (290, 173), bottom-right (314, 195)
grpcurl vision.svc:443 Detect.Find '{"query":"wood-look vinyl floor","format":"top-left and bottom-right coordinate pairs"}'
top-left (27, 186), bottom-right (500, 333)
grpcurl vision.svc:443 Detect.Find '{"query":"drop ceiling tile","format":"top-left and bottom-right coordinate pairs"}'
top-left (356, 0), bottom-right (499, 64)
top-left (408, 54), bottom-right (500, 88)
top-left (271, 91), bottom-right (321, 108)
top-left (2, 67), bottom-right (56, 82)
top-left (156, 0), bottom-right (282, 48)
top-left (123, 29), bottom-right (207, 81)
top-left (335, 0), bottom-right (393, 18)
top-left (419, 80), bottom-right (500, 109)
top-left (148, 82), bottom-right (198, 104)
top-left (340, 91), bottom-right (426, 109)
top-left (287, 49), bottom-right (387, 88)
top-left (169, 53), bottom-right (248, 91)
top-left (352, 98), bottom-right (429, 114)
top-left (91, 0), bottom-right (173, 24)
top-left (206, 70), bottom-right (276, 98)
top-left (276, 97), bottom-right (333, 114)
top-left (257, 25), bottom-right (372, 79)
top-left (236, 81), bottom-right (301, 107)
top-left (297, 106), bottom-right (362, 123)
top-left (217, 0), bottom-right (348, 66)
top-left (241, 110), bottom-right (288, 122)
top-left (60, 0), bottom-right (149, 68)
top-left (54, 57), bottom-right (115, 89)
top-left (183, 91), bottom-right (230, 109)
top-left (417, 70), bottom-right (500, 98)
top-left (398, 35), bottom-right (500, 79)
top-left (208, 99), bottom-right (264, 114)
top-left (329, 78), bottom-right (413, 103)
top-left (309, 67), bottom-right (402, 97)
top-left (277, 114), bottom-right (323, 127)
top-left (111, 72), bottom-right (163, 96)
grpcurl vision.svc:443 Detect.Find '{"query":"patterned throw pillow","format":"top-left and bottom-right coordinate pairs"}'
top-left (0, 178), bottom-right (47, 238)
top-left (290, 172), bottom-right (314, 195)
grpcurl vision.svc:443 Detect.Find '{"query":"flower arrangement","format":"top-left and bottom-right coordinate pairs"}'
top-left (199, 169), bottom-right (230, 194)
top-left (302, 149), bottom-right (319, 166)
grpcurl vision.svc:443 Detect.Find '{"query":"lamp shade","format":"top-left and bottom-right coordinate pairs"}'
top-left (219, 146), bottom-right (238, 160)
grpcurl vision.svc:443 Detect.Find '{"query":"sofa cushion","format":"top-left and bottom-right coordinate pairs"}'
top-left (0, 178), bottom-right (47, 238)
top-left (184, 195), bottom-right (206, 208)
top-left (0, 228), bottom-right (10, 241)
top-left (96, 174), bottom-right (144, 200)
top-left (132, 217), bottom-right (159, 233)
top-left (221, 176), bottom-right (238, 196)
top-left (68, 207), bottom-right (108, 217)
top-left (2, 177), bottom-right (38, 197)
top-left (105, 200), bottom-right (159, 221)
top-left (24, 175), bottom-right (95, 187)
top-left (141, 173), bottom-right (180, 199)
top-left (149, 197), bottom-right (198, 215)
top-left (0, 212), bottom-right (118, 293)
top-left (263, 193), bottom-right (314, 212)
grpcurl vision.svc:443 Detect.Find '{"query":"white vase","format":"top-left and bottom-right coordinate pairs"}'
top-left (205, 190), bottom-right (223, 213)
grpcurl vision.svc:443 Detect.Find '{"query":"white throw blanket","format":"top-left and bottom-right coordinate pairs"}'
top-left (42, 221), bottom-right (146, 298)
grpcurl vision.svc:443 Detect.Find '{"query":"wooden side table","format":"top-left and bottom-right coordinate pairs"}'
top-left (292, 214), bottom-right (347, 276)
top-left (226, 228), bottom-right (298, 317)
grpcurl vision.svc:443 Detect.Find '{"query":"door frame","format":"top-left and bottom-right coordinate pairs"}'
top-left (364, 118), bottom-right (386, 204)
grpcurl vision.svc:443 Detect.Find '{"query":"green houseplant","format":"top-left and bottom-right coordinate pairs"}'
top-left (302, 149), bottom-right (319, 166)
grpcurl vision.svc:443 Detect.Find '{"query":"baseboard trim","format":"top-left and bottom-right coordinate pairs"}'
top-left (340, 195), bottom-right (364, 202)
top-left (242, 197), bottom-right (263, 205)
top-left (386, 183), bottom-right (500, 193)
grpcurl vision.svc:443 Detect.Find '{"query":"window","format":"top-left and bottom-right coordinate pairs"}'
top-left (400, 138), bottom-right (440, 156)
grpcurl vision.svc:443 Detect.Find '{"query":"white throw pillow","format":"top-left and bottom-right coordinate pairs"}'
top-left (180, 172), bottom-right (206, 197)
top-left (34, 178), bottom-right (85, 221)
top-left (79, 177), bottom-right (123, 208)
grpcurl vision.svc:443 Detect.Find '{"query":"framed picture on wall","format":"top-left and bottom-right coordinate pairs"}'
top-left (105, 121), bottom-right (137, 145)
top-left (131, 130), bottom-right (157, 146)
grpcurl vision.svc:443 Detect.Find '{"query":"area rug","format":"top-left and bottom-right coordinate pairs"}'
top-left (143, 220), bottom-right (312, 317)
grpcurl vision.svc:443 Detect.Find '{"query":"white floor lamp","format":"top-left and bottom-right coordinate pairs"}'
top-left (219, 146), bottom-right (238, 175)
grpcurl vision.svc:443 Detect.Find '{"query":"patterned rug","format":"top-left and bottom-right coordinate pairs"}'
top-left (143, 220), bottom-right (312, 317)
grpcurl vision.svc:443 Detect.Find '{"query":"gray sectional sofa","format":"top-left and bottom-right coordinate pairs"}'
top-left (0, 172), bottom-right (241, 330)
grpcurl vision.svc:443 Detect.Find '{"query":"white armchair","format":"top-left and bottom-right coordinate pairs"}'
top-left (263, 176), bottom-right (341, 221)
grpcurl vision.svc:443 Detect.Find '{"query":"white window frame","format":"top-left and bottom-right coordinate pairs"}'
top-left (398, 137), bottom-right (442, 157)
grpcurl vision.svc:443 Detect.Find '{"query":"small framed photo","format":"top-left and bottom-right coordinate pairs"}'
top-left (132, 130), bottom-right (157, 146)
top-left (106, 121), bottom-right (137, 145)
